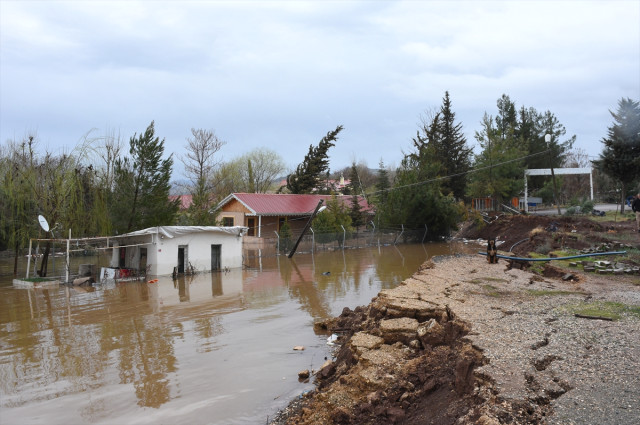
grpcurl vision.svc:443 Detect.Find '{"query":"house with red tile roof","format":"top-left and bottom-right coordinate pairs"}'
top-left (214, 193), bottom-right (373, 239)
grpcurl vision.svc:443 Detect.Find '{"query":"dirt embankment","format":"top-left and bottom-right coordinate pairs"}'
top-left (455, 214), bottom-right (637, 259)
top-left (271, 216), bottom-right (640, 425)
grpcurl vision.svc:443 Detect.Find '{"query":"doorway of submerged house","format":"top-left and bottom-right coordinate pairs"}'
top-left (211, 244), bottom-right (221, 271)
top-left (177, 245), bottom-right (188, 274)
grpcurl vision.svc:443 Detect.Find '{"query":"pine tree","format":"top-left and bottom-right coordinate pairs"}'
top-left (594, 98), bottom-right (640, 212)
top-left (348, 162), bottom-right (365, 229)
top-left (374, 159), bottom-right (390, 205)
top-left (111, 121), bottom-right (179, 233)
top-left (436, 91), bottom-right (472, 200)
top-left (286, 125), bottom-right (343, 194)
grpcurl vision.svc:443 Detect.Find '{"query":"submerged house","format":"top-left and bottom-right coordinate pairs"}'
top-left (108, 226), bottom-right (247, 277)
top-left (215, 193), bottom-right (373, 246)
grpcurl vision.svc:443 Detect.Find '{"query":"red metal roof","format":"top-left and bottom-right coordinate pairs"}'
top-left (223, 193), bottom-right (373, 216)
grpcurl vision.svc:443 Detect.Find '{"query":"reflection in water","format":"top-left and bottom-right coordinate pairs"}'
top-left (0, 242), bottom-right (473, 424)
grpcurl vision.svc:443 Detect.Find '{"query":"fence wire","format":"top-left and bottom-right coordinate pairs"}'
top-left (244, 227), bottom-right (437, 260)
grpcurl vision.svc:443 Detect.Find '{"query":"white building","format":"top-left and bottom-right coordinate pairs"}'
top-left (109, 226), bottom-right (247, 277)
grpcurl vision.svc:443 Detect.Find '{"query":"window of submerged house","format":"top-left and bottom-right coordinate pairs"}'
top-left (222, 217), bottom-right (234, 227)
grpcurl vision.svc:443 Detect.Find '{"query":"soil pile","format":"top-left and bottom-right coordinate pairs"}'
top-left (454, 214), bottom-right (637, 258)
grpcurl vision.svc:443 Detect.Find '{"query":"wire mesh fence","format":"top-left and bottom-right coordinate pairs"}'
top-left (244, 226), bottom-right (436, 260)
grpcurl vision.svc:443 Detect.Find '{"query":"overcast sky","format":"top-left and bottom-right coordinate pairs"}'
top-left (1, 0), bottom-right (638, 179)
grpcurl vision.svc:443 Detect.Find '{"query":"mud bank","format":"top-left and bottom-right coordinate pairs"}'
top-left (271, 254), bottom-right (640, 425)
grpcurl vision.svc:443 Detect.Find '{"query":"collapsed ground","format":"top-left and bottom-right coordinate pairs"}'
top-left (270, 214), bottom-right (640, 425)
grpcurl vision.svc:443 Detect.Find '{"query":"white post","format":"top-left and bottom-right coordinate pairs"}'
top-left (310, 228), bottom-right (315, 253)
top-left (524, 171), bottom-right (529, 213)
top-left (26, 239), bottom-right (33, 278)
top-left (340, 225), bottom-right (346, 248)
top-left (66, 229), bottom-right (71, 283)
top-left (589, 169), bottom-right (594, 200)
top-left (258, 216), bottom-right (262, 238)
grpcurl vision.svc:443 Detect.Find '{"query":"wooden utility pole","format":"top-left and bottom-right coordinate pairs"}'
top-left (288, 200), bottom-right (324, 258)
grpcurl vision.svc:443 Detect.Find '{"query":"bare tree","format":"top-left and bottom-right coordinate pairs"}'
top-left (211, 148), bottom-right (286, 196)
top-left (101, 128), bottom-right (124, 191)
top-left (180, 128), bottom-right (225, 224)
top-left (562, 148), bottom-right (592, 203)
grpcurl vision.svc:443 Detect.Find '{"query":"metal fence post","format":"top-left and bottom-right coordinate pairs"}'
top-left (340, 225), bottom-right (346, 249)
top-left (310, 228), bottom-right (315, 253)
top-left (274, 231), bottom-right (280, 255)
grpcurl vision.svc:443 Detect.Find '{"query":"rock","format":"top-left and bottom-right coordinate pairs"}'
top-left (317, 361), bottom-right (336, 379)
top-left (379, 317), bottom-right (419, 344)
top-left (72, 276), bottom-right (94, 286)
top-left (562, 273), bottom-right (575, 281)
top-left (298, 369), bottom-right (310, 379)
top-left (350, 332), bottom-right (384, 352)
top-left (417, 318), bottom-right (446, 347)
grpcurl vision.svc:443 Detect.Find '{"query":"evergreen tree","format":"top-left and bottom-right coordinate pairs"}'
top-left (349, 195), bottom-right (365, 229)
top-left (434, 91), bottom-right (472, 200)
top-left (347, 162), bottom-right (360, 195)
top-left (467, 113), bottom-right (523, 203)
top-left (594, 97), bottom-right (640, 212)
top-left (312, 195), bottom-right (353, 245)
top-left (111, 121), bottom-right (179, 233)
top-left (286, 125), bottom-right (343, 194)
top-left (374, 159), bottom-right (390, 206)
top-left (278, 221), bottom-right (293, 253)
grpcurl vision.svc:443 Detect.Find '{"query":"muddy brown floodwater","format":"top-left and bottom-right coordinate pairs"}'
top-left (0, 242), bottom-right (474, 425)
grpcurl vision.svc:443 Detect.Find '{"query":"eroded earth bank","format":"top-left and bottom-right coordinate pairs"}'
top-left (271, 253), bottom-right (640, 425)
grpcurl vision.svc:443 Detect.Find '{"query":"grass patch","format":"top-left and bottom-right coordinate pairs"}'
top-left (588, 211), bottom-right (635, 223)
top-left (527, 252), bottom-right (548, 274)
top-left (568, 301), bottom-right (640, 321)
top-left (482, 277), bottom-right (508, 283)
top-left (528, 289), bottom-right (582, 296)
top-left (22, 277), bottom-right (56, 282)
top-left (466, 277), bottom-right (508, 285)
top-left (483, 284), bottom-right (502, 297)
top-left (599, 232), bottom-right (638, 243)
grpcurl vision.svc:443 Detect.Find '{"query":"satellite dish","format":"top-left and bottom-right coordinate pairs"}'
top-left (38, 215), bottom-right (50, 232)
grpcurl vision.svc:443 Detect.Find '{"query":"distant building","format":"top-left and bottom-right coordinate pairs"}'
top-left (169, 195), bottom-right (193, 210)
top-left (215, 193), bottom-right (373, 241)
top-left (278, 173), bottom-right (352, 194)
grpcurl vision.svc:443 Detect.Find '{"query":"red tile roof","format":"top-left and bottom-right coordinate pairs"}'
top-left (219, 193), bottom-right (373, 216)
top-left (169, 194), bottom-right (193, 210)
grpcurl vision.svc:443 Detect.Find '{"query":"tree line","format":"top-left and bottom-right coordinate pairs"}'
top-left (1, 94), bottom-right (638, 261)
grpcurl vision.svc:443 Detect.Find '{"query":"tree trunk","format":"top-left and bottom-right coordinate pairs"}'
top-left (620, 182), bottom-right (626, 213)
top-left (13, 240), bottom-right (19, 277)
top-left (38, 242), bottom-right (50, 277)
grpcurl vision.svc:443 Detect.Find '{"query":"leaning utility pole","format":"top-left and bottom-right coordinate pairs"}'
top-left (288, 200), bottom-right (324, 258)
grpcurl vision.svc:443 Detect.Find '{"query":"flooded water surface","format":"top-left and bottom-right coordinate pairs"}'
top-left (0, 243), bottom-right (472, 424)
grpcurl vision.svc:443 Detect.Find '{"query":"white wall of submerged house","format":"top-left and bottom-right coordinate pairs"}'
top-left (109, 226), bottom-right (247, 276)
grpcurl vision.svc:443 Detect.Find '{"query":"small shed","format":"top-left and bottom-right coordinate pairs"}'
top-left (110, 226), bottom-right (247, 277)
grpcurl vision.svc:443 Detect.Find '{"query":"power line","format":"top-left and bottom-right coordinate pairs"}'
top-left (367, 149), bottom-right (551, 196)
